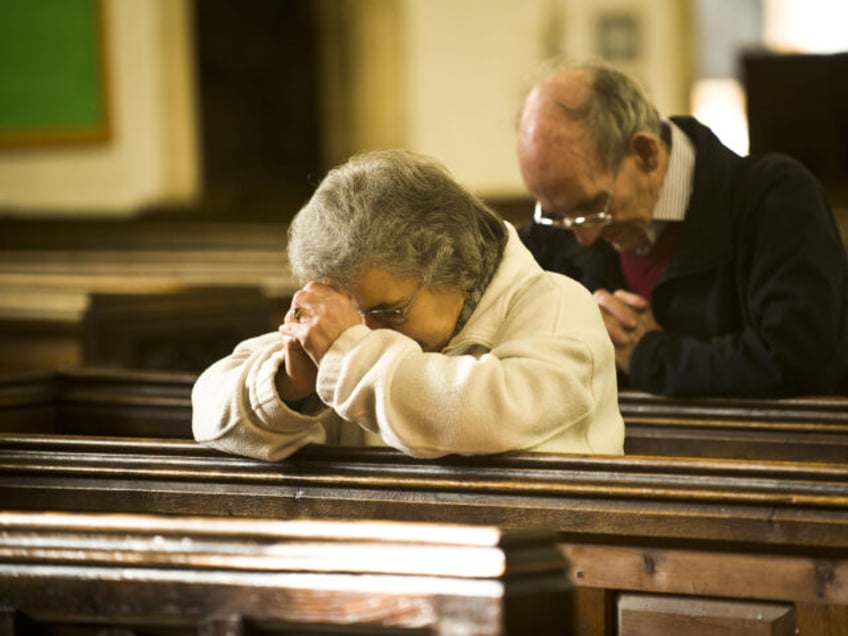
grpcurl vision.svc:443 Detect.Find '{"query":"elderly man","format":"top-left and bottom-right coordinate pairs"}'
top-left (517, 61), bottom-right (848, 397)
top-left (192, 149), bottom-right (623, 460)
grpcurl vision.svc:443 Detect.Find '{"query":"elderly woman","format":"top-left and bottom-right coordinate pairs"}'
top-left (192, 149), bottom-right (624, 460)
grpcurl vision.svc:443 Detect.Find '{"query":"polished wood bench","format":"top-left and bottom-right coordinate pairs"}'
top-left (0, 511), bottom-right (569, 635)
top-left (1, 437), bottom-right (845, 634)
top-left (2, 438), bottom-right (845, 550)
top-left (3, 368), bottom-right (847, 462)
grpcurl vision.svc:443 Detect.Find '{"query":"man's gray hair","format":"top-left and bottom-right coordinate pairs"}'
top-left (287, 149), bottom-right (507, 294)
top-left (540, 59), bottom-right (662, 171)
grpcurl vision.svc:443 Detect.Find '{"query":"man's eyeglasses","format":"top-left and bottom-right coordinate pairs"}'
top-left (360, 284), bottom-right (421, 327)
top-left (533, 190), bottom-right (614, 230)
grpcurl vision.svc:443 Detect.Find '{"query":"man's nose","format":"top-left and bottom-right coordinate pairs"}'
top-left (572, 227), bottom-right (603, 246)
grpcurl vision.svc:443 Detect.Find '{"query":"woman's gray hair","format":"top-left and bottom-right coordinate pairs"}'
top-left (540, 59), bottom-right (662, 172)
top-left (287, 149), bottom-right (507, 295)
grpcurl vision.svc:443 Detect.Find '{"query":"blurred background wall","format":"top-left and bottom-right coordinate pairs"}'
top-left (0, 0), bottom-right (844, 220)
top-left (0, 0), bottom-right (845, 373)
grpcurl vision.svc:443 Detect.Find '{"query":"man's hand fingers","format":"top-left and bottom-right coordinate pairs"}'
top-left (594, 288), bottom-right (638, 329)
top-left (613, 289), bottom-right (650, 310)
top-left (599, 310), bottom-right (632, 345)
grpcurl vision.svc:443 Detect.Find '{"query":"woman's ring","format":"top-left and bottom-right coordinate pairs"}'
top-left (293, 307), bottom-right (305, 322)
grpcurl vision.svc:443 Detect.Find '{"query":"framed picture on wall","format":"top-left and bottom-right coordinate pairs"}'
top-left (0, 0), bottom-right (110, 146)
top-left (596, 11), bottom-right (642, 62)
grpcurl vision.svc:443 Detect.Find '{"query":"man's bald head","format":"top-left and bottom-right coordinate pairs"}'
top-left (515, 61), bottom-right (668, 253)
top-left (518, 68), bottom-right (600, 170)
top-left (518, 62), bottom-right (662, 175)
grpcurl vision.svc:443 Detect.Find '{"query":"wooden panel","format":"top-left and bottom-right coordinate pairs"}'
top-left (0, 321), bottom-right (81, 373)
top-left (82, 287), bottom-right (274, 372)
top-left (617, 594), bottom-right (794, 636)
top-left (0, 371), bottom-right (56, 432)
top-left (570, 587), bottom-right (615, 636)
top-left (561, 544), bottom-right (848, 605)
top-left (794, 603), bottom-right (848, 636)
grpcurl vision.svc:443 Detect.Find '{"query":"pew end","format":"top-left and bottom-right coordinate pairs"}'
top-left (0, 511), bottom-right (571, 635)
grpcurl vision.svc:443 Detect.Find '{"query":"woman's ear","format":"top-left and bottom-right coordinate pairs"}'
top-left (629, 131), bottom-right (661, 172)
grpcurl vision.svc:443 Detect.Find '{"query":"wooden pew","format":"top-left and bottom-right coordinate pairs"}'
top-left (81, 286), bottom-right (279, 371)
top-left (0, 511), bottom-right (569, 635)
top-left (1, 438), bottom-right (845, 634)
top-left (3, 368), bottom-right (847, 462)
top-left (0, 367), bottom-right (195, 437)
top-left (619, 389), bottom-right (848, 463)
top-left (3, 438), bottom-right (845, 549)
top-left (0, 285), bottom-right (280, 374)
top-left (0, 217), bottom-right (297, 373)
top-left (2, 369), bottom-right (846, 632)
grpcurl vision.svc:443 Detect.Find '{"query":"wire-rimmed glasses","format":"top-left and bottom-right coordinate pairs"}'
top-left (360, 284), bottom-right (422, 327)
top-left (533, 190), bottom-right (614, 230)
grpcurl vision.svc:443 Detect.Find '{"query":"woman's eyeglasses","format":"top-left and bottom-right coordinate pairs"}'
top-left (360, 284), bottom-right (421, 327)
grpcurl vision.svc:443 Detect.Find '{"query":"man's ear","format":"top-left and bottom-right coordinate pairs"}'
top-left (629, 131), bottom-right (661, 172)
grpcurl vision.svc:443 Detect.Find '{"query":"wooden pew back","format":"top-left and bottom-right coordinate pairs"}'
top-left (2, 438), bottom-right (846, 550)
top-left (1, 438), bottom-right (846, 634)
top-left (2, 368), bottom-right (848, 462)
top-left (620, 389), bottom-right (848, 463)
top-left (0, 368), bottom-right (194, 437)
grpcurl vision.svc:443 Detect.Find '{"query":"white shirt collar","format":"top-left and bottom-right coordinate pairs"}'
top-left (652, 120), bottom-right (695, 222)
